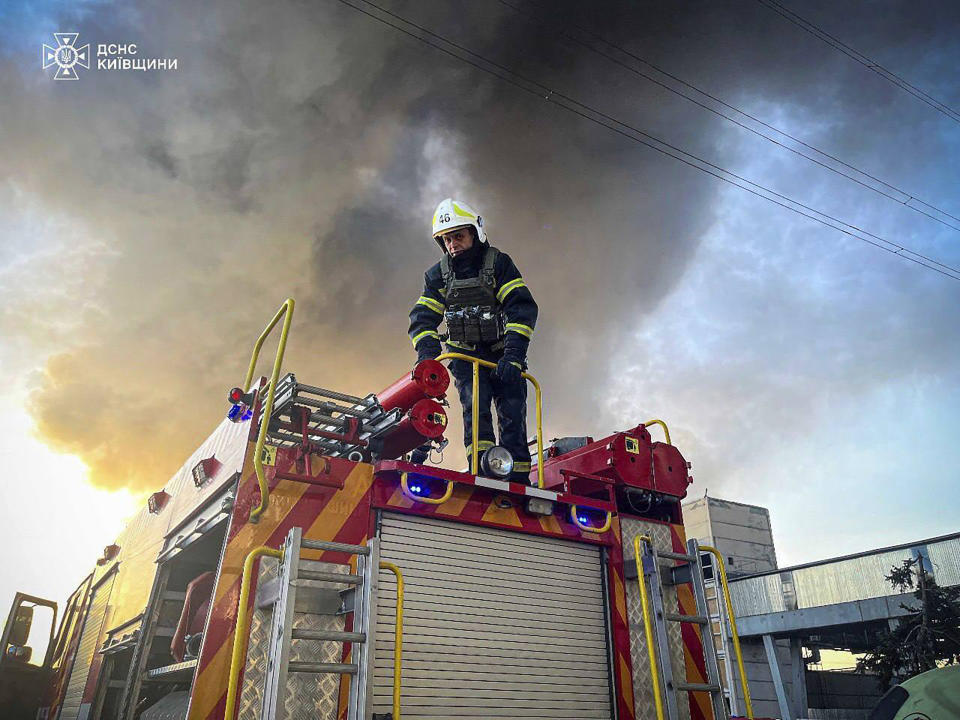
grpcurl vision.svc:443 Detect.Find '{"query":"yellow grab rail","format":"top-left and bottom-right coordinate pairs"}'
top-left (243, 298), bottom-right (295, 522)
top-left (643, 418), bottom-right (672, 445)
top-left (699, 545), bottom-right (753, 718)
top-left (632, 535), bottom-right (665, 720)
top-left (379, 562), bottom-right (405, 719)
top-left (435, 352), bottom-right (544, 488)
top-left (400, 471), bottom-right (453, 505)
top-left (570, 504), bottom-right (613, 534)
top-left (225, 545), bottom-right (284, 720)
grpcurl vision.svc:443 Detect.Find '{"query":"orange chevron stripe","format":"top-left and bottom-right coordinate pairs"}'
top-left (671, 523), bottom-right (713, 720)
top-left (537, 511), bottom-right (563, 535)
top-left (480, 497), bottom-right (523, 527)
top-left (191, 481), bottom-right (312, 719)
top-left (191, 463), bottom-right (373, 719)
top-left (210, 477), bottom-right (310, 608)
top-left (434, 483), bottom-right (473, 517)
top-left (303, 464), bottom-right (374, 545)
top-left (612, 567), bottom-right (627, 624)
top-left (618, 654), bottom-right (635, 710)
top-left (386, 483), bottom-right (415, 508)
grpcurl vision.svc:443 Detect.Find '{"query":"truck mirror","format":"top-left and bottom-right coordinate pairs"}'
top-left (8, 605), bottom-right (33, 647)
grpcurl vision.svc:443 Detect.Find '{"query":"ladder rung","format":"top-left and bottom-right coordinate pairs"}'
top-left (297, 569), bottom-right (362, 584)
top-left (291, 629), bottom-right (365, 643)
top-left (665, 612), bottom-right (709, 625)
top-left (675, 682), bottom-right (722, 693)
top-left (288, 661), bottom-right (358, 674)
top-left (657, 550), bottom-right (697, 562)
top-left (300, 538), bottom-right (370, 555)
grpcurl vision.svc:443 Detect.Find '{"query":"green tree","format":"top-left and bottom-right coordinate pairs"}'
top-left (857, 556), bottom-right (960, 689)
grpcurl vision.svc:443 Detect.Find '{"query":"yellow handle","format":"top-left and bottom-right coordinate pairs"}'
top-left (699, 545), bottom-right (753, 718)
top-left (225, 545), bottom-right (284, 720)
top-left (379, 562), bottom-right (404, 719)
top-left (633, 535), bottom-right (665, 720)
top-left (570, 505), bottom-right (612, 533)
top-left (435, 352), bottom-right (544, 488)
top-left (643, 419), bottom-right (672, 445)
top-left (244, 298), bottom-right (295, 523)
top-left (400, 471), bottom-right (453, 505)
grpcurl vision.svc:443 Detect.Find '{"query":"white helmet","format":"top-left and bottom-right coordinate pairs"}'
top-left (432, 198), bottom-right (485, 253)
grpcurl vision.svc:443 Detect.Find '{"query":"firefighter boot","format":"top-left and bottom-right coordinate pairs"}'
top-left (491, 371), bottom-right (532, 484)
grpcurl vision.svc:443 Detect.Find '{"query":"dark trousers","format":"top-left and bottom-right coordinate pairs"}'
top-left (449, 358), bottom-right (532, 482)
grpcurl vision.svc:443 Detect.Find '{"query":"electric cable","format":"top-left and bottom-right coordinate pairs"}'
top-left (499, 0), bottom-right (960, 233)
top-left (334, 0), bottom-right (960, 281)
top-left (755, 0), bottom-right (960, 125)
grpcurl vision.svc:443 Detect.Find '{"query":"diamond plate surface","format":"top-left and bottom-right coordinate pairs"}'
top-left (237, 558), bottom-right (350, 720)
top-left (621, 518), bottom-right (691, 720)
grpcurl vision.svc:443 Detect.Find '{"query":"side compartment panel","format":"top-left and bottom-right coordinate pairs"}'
top-left (375, 512), bottom-right (613, 719)
top-left (58, 573), bottom-right (116, 720)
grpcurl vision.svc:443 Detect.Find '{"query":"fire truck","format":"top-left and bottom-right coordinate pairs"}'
top-left (1, 299), bottom-right (753, 720)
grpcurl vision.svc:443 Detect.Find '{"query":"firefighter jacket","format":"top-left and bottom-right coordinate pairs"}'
top-left (408, 241), bottom-right (538, 364)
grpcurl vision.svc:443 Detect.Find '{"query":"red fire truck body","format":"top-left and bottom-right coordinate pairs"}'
top-left (1, 302), bottom-right (745, 720)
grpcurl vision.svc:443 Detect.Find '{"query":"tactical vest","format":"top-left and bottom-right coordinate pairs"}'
top-left (440, 246), bottom-right (503, 345)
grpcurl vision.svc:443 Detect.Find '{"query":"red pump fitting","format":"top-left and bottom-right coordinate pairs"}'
top-left (377, 358), bottom-right (449, 413)
top-left (379, 398), bottom-right (448, 460)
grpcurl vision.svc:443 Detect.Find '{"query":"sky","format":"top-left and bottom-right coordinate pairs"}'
top-left (1, 0), bottom-right (958, 619)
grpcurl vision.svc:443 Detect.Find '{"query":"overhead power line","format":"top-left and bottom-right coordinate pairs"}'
top-left (334, 0), bottom-right (960, 282)
top-left (498, 0), bottom-right (960, 234)
top-left (755, 0), bottom-right (960, 125)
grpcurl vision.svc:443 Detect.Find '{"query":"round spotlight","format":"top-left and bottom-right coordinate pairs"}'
top-left (480, 446), bottom-right (514, 478)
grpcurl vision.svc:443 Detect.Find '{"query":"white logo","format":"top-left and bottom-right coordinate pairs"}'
top-left (42, 33), bottom-right (90, 80)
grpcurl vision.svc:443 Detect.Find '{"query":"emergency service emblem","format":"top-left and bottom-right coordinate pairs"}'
top-left (42, 33), bottom-right (90, 80)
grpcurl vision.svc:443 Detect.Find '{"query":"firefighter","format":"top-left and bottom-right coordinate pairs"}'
top-left (408, 198), bottom-right (538, 483)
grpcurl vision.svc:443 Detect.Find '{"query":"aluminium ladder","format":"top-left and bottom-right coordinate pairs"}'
top-left (639, 537), bottom-right (728, 720)
top-left (261, 526), bottom-right (380, 720)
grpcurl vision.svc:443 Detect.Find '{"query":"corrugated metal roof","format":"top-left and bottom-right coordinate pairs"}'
top-left (729, 534), bottom-right (960, 617)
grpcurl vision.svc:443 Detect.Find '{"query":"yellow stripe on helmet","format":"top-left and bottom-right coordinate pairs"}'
top-left (452, 202), bottom-right (477, 219)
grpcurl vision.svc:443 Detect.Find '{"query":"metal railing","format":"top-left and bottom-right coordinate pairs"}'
top-left (225, 545), bottom-right (284, 720)
top-left (632, 535), bottom-right (754, 720)
top-left (435, 352), bottom-right (544, 488)
top-left (241, 298), bottom-right (295, 522)
top-left (700, 544), bottom-right (753, 719)
top-left (379, 562), bottom-right (405, 719)
top-left (643, 418), bottom-right (672, 445)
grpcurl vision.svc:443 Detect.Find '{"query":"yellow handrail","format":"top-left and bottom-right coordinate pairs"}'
top-left (225, 545), bottom-right (284, 720)
top-left (435, 352), bottom-right (544, 488)
top-left (699, 545), bottom-right (753, 718)
top-left (244, 298), bottom-right (295, 522)
top-left (400, 471), bottom-right (453, 505)
top-left (379, 562), bottom-right (405, 719)
top-left (632, 535), bottom-right (665, 720)
top-left (570, 504), bottom-right (612, 534)
top-left (643, 418), bottom-right (672, 445)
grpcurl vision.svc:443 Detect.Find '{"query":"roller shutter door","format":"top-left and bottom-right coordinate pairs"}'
top-left (58, 573), bottom-right (115, 720)
top-left (375, 513), bottom-right (612, 719)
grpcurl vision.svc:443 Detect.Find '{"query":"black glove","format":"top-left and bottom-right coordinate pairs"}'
top-left (496, 356), bottom-right (523, 384)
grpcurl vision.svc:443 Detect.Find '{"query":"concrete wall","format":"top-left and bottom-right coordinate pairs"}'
top-left (682, 496), bottom-right (778, 575)
top-left (739, 637), bottom-right (800, 719)
top-left (806, 670), bottom-right (883, 718)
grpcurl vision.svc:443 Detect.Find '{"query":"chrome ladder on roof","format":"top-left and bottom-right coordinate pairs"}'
top-left (260, 527), bottom-right (379, 720)
top-left (640, 538), bottom-right (729, 720)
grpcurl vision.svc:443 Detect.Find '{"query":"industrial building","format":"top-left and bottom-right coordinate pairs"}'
top-left (684, 495), bottom-right (960, 720)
